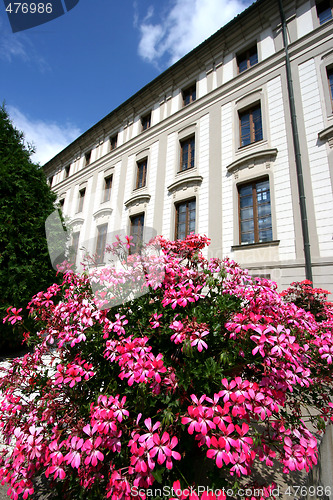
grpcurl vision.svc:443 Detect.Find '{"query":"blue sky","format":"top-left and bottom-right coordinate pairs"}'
top-left (0, 0), bottom-right (251, 164)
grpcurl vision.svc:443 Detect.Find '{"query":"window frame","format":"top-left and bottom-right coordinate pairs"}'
top-left (175, 198), bottom-right (196, 240)
top-left (135, 158), bottom-right (148, 190)
top-left (141, 112), bottom-right (151, 132)
top-left (237, 44), bottom-right (258, 74)
top-left (95, 224), bottom-right (108, 265)
top-left (130, 213), bottom-right (145, 254)
top-left (316, 0), bottom-right (333, 25)
top-left (238, 178), bottom-right (273, 245)
top-left (182, 84), bottom-right (196, 107)
top-left (103, 175), bottom-right (113, 203)
top-left (179, 135), bottom-right (195, 172)
top-left (238, 103), bottom-right (263, 148)
top-left (77, 187), bottom-right (86, 213)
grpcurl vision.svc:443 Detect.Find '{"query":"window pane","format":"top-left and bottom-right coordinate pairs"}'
top-left (238, 58), bottom-right (248, 73)
top-left (317, 0), bottom-right (332, 24)
top-left (240, 194), bottom-right (253, 209)
top-left (259, 228), bottom-right (273, 242)
top-left (241, 232), bottom-right (255, 244)
top-left (241, 219), bottom-right (254, 233)
top-left (257, 203), bottom-right (271, 217)
top-left (241, 206), bottom-right (254, 220)
top-left (240, 113), bottom-right (251, 146)
top-left (249, 51), bottom-right (258, 67)
top-left (252, 107), bottom-right (263, 142)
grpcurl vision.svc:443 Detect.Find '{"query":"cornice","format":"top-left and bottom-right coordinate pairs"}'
top-left (167, 174), bottom-right (203, 192)
top-left (226, 148), bottom-right (278, 172)
top-left (124, 193), bottom-right (151, 208)
top-left (318, 124), bottom-right (333, 148)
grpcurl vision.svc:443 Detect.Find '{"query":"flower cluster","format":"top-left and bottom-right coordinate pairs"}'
top-left (1, 234), bottom-right (333, 499)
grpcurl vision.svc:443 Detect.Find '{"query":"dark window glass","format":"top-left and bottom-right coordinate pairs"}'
top-left (182, 84), bottom-right (196, 106)
top-left (180, 136), bottom-right (195, 171)
top-left (237, 45), bottom-right (258, 73)
top-left (96, 224), bottom-right (108, 264)
top-left (328, 67), bottom-right (333, 106)
top-left (239, 105), bottom-right (263, 147)
top-left (85, 151), bottom-right (91, 166)
top-left (141, 113), bottom-right (151, 131)
top-left (103, 175), bottom-right (112, 202)
top-left (238, 179), bottom-right (272, 244)
top-left (175, 199), bottom-right (196, 240)
top-left (77, 188), bottom-right (86, 213)
top-left (316, 0), bottom-right (333, 24)
top-left (65, 165), bottom-right (70, 178)
top-left (130, 214), bottom-right (144, 254)
top-left (110, 134), bottom-right (118, 151)
top-left (136, 159), bottom-right (147, 189)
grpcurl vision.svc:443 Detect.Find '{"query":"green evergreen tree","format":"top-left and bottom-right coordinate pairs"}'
top-left (0, 104), bottom-right (59, 353)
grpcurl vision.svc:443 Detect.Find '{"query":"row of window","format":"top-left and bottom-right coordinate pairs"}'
top-left (70, 177), bottom-right (272, 265)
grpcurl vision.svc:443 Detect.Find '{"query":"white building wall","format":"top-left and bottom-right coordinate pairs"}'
top-left (197, 113), bottom-right (209, 236)
top-left (297, 0), bottom-right (314, 39)
top-left (266, 76), bottom-right (296, 261)
top-left (221, 102), bottom-right (234, 256)
top-left (198, 71), bottom-right (208, 99)
top-left (259, 28), bottom-right (275, 60)
top-left (162, 132), bottom-right (177, 239)
top-left (146, 141), bottom-right (159, 230)
top-left (121, 155), bottom-right (135, 232)
top-left (299, 58), bottom-right (333, 258)
top-left (110, 161), bottom-right (122, 233)
top-left (223, 53), bottom-right (234, 84)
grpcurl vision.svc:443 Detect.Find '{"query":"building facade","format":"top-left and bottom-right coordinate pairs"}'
top-left (44, 0), bottom-right (333, 292)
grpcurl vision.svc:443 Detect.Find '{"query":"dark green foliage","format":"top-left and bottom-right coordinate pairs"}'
top-left (0, 104), bottom-right (58, 353)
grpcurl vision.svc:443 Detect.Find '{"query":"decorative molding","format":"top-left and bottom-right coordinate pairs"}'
top-left (226, 148), bottom-right (278, 173)
top-left (318, 125), bottom-right (333, 148)
top-left (167, 174), bottom-right (203, 193)
top-left (93, 207), bottom-right (113, 221)
top-left (235, 88), bottom-right (262, 105)
top-left (124, 193), bottom-right (151, 208)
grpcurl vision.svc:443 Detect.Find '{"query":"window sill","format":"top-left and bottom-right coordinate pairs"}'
top-left (231, 240), bottom-right (280, 251)
top-left (318, 124), bottom-right (333, 147)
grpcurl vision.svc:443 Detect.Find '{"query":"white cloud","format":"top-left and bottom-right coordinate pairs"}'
top-left (137, 0), bottom-right (250, 66)
top-left (7, 106), bottom-right (81, 165)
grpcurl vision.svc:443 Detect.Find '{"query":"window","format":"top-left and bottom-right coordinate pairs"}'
top-left (239, 104), bottom-right (263, 147)
top-left (85, 151), bottom-right (91, 166)
top-left (141, 112), bottom-right (151, 131)
top-left (327, 67), bottom-right (333, 107)
top-left (103, 175), bottom-right (113, 203)
top-left (110, 134), bottom-right (118, 151)
top-left (237, 45), bottom-right (258, 73)
top-left (316, 0), bottom-right (333, 24)
top-left (77, 188), bottom-right (86, 213)
top-left (180, 136), bottom-right (195, 172)
top-left (182, 84), bottom-right (196, 106)
top-left (238, 179), bottom-right (272, 244)
top-left (136, 159), bottom-right (147, 189)
top-left (130, 214), bottom-right (144, 254)
top-left (59, 199), bottom-right (65, 210)
top-left (48, 176), bottom-right (54, 187)
top-left (64, 165), bottom-right (70, 178)
top-left (71, 232), bottom-right (80, 265)
top-left (96, 224), bottom-right (108, 264)
top-left (175, 199), bottom-right (196, 240)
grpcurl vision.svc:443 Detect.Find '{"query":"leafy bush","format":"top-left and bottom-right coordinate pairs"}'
top-left (0, 105), bottom-right (60, 353)
top-left (280, 279), bottom-right (332, 321)
top-left (1, 235), bottom-right (333, 500)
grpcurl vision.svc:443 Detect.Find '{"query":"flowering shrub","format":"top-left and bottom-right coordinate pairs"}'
top-left (1, 234), bottom-right (333, 499)
top-left (280, 279), bottom-right (332, 321)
